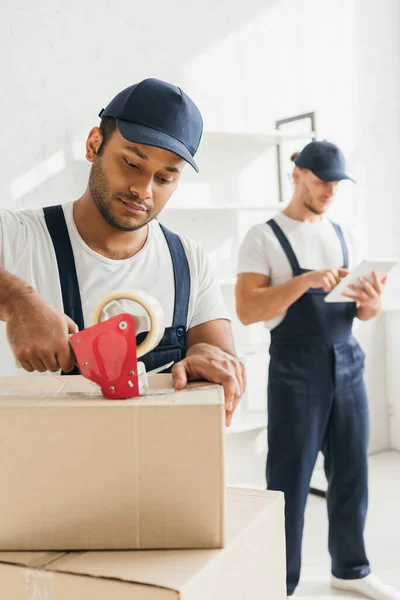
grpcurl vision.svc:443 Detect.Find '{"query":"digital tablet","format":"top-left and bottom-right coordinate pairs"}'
top-left (324, 259), bottom-right (399, 303)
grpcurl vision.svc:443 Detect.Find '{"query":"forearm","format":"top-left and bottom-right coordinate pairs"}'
top-left (0, 268), bottom-right (35, 322)
top-left (186, 319), bottom-right (237, 357)
top-left (356, 303), bottom-right (382, 321)
top-left (236, 274), bottom-right (311, 325)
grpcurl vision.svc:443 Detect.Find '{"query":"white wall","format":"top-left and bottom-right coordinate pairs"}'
top-left (1, 0), bottom-right (400, 456)
top-left (383, 311), bottom-right (400, 451)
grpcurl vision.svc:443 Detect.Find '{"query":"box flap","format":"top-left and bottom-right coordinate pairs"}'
top-left (45, 488), bottom-right (283, 591)
top-left (0, 375), bottom-right (224, 408)
top-left (0, 552), bottom-right (65, 568)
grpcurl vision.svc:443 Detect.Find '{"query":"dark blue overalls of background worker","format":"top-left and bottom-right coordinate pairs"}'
top-left (236, 141), bottom-right (400, 600)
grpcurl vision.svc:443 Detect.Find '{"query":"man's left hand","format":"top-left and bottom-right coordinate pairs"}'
top-left (172, 343), bottom-right (246, 427)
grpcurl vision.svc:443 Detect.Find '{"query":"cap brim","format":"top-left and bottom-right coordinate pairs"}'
top-left (116, 119), bottom-right (199, 172)
top-left (311, 169), bottom-right (356, 183)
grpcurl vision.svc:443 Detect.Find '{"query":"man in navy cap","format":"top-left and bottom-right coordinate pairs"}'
top-left (236, 141), bottom-right (399, 599)
top-left (0, 78), bottom-right (245, 424)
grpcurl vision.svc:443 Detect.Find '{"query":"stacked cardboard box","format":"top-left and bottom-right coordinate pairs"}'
top-left (0, 374), bottom-right (225, 550)
top-left (0, 375), bottom-right (286, 598)
top-left (0, 488), bottom-right (286, 599)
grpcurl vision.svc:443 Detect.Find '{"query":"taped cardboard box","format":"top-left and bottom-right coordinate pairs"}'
top-left (0, 488), bottom-right (286, 600)
top-left (0, 374), bottom-right (225, 551)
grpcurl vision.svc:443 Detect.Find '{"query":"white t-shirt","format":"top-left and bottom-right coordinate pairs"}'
top-left (237, 211), bottom-right (362, 330)
top-left (0, 202), bottom-right (229, 376)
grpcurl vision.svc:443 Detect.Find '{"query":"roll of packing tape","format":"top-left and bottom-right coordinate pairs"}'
top-left (91, 290), bottom-right (165, 358)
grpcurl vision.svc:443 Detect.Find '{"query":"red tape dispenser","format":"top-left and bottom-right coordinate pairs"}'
top-left (71, 314), bottom-right (140, 399)
top-left (70, 290), bottom-right (170, 399)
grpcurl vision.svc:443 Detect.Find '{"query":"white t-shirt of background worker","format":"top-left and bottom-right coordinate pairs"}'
top-left (0, 202), bottom-right (230, 376)
top-left (237, 211), bottom-right (363, 331)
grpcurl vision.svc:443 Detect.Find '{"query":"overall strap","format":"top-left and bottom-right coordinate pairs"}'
top-left (159, 224), bottom-right (191, 328)
top-left (331, 222), bottom-right (349, 269)
top-left (267, 219), bottom-right (301, 274)
top-left (43, 205), bottom-right (85, 331)
top-left (43, 205), bottom-right (84, 376)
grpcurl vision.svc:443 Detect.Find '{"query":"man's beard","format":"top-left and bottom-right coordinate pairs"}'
top-left (88, 157), bottom-right (158, 231)
top-left (303, 201), bottom-right (324, 216)
top-left (302, 183), bottom-right (325, 216)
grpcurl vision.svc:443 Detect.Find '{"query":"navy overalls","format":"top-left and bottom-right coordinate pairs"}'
top-left (43, 205), bottom-right (190, 375)
top-left (265, 218), bottom-right (371, 596)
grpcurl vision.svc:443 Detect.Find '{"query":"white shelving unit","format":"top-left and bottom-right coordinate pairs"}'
top-left (201, 129), bottom-right (316, 145)
top-left (226, 412), bottom-right (268, 435)
top-left (166, 128), bottom-right (316, 212)
top-left (160, 123), bottom-right (315, 436)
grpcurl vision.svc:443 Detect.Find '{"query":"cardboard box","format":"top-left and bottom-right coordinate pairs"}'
top-left (0, 488), bottom-right (286, 599)
top-left (0, 374), bottom-right (225, 550)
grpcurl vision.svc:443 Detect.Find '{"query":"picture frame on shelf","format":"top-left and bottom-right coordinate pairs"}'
top-left (275, 112), bottom-right (316, 205)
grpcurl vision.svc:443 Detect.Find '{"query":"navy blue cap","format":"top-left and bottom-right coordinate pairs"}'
top-left (295, 140), bottom-right (355, 182)
top-left (99, 78), bottom-right (203, 172)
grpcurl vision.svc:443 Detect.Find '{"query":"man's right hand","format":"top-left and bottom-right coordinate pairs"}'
top-left (6, 295), bottom-right (78, 373)
top-left (304, 268), bottom-right (349, 293)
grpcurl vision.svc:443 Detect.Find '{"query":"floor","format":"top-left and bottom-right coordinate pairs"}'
top-left (295, 451), bottom-right (400, 599)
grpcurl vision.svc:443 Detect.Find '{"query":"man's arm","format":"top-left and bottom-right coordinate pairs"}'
top-left (186, 317), bottom-right (236, 355)
top-left (236, 272), bottom-right (310, 325)
top-left (0, 268), bottom-right (34, 322)
top-left (0, 211), bottom-right (76, 372)
top-left (0, 268), bottom-right (77, 372)
top-left (236, 268), bottom-right (349, 326)
top-left (172, 319), bottom-right (246, 427)
top-left (356, 305), bottom-right (381, 321)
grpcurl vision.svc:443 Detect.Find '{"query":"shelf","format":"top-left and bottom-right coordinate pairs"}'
top-left (165, 204), bottom-right (283, 212)
top-left (202, 130), bottom-right (316, 146)
top-left (226, 411), bottom-right (267, 435)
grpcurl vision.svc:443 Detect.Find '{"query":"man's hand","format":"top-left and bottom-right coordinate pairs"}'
top-left (6, 294), bottom-right (78, 373)
top-left (343, 271), bottom-right (387, 320)
top-left (305, 268), bottom-right (349, 292)
top-left (172, 343), bottom-right (246, 427)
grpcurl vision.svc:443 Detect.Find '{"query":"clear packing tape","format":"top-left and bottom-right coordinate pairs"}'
top-left (91, 290), bottom-right (169, 394)
top-left (91, 289), bottom-right (165, 358)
